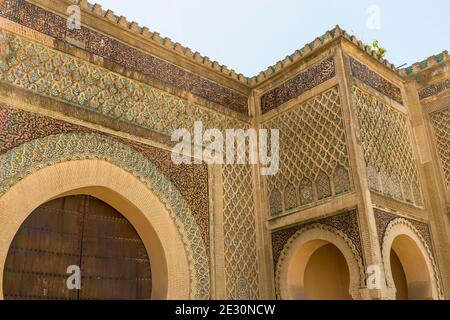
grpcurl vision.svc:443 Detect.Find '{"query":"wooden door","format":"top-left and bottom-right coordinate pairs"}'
top-left (3, 195), bottom-right (152, 300)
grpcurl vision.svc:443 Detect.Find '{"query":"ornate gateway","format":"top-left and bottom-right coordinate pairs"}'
top-left (0, 0), bottom-right (448, 300)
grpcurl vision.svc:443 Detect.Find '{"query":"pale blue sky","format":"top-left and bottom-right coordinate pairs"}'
top-left (95, 0), bottom-right (449, 77)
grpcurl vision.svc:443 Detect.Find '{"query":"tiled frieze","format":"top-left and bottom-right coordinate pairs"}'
top-left (263, 86), bottom-right (352, 217)
top-left (419, 79), bottom-right (450, 100)
top-left (350, 57), bottom-right (403, 105)
top-left (260, 57), bottom-right (336, 114)
top-left (0, 0), bottom-right (248, 113)
top-left (352, 86), bottom-right (423, 207)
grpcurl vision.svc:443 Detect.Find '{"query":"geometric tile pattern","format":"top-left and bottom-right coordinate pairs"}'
top-left (0, 31), bottom-right (243, 138)
top-left (222, 164), bottom-right (259, 299)
top-left (263, 87), bottom-right (351, 216)
top-left (429, 107), bottom-right (450, 185)
top-left (352, 86), bottom-right (423, 206)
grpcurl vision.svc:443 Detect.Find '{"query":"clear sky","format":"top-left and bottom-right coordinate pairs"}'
top-left (95, 0), bottom-right (449, 77)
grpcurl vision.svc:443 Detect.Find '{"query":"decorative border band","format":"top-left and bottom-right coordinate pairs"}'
top-left (260, 56), bottom-right (336, 114)
top-left (419, 79), bottom-right (450, 100)
top-left (350, 56), bottom-right (403, 105)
